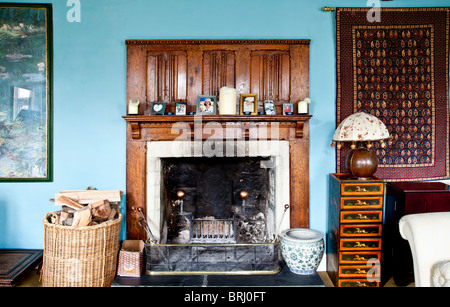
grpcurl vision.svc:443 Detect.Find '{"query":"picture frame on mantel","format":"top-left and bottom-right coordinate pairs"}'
top-left (196, 95), bottom-right (217, 115)
top-left (264, 100), bottom-right (276, 115)
top-left (175, 102), bottom-right (187, 115)
top-left (0, 4), bottom-right (53, 182)
top-left (240, 94), bottom-right (258, 115)
top-left (283, 103), bottom-right (294, 115)
top-left (150, 102), bottom-right (166, 115)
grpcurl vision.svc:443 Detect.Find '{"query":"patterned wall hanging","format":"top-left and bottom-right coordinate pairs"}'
top-left (336, 7), bottom-right (450, 181)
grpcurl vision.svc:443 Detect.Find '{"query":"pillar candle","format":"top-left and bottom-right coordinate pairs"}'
top-left (219, 87), bottom-right (237, 115)
top-left (298, 98), bottom-right (310, 114)
top-left (128, 100), bottom-right (140, 115)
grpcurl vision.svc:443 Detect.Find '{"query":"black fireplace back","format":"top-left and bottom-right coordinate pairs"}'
top-left (161, 157), bottom-right (275, 244)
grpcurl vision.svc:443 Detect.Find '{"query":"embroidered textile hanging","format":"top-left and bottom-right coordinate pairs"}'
top-left (336, 7), bottom-right (450, 181)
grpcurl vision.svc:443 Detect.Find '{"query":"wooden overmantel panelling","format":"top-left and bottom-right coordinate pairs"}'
top-left (124, 39), bottom-right (311, 240)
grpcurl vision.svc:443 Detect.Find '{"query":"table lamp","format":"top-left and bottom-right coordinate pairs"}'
top-left (332, 112), bottom-right (390, 179)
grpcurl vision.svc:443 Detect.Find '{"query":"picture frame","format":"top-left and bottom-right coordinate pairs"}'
top-left (196, 95), bottom-right (217, 115)
top-left (0, 4), bottom-right (53, 182)
top-left (175, 102), bottom-right (187, 115)
top-left (150, 102), bottom-right (166, 115)
top-left (283, 103), bottom-right (294, 115)
top-left (240, 94), bottom-right (258, 115)
top-left (264, 100), bottom-right (276, 115)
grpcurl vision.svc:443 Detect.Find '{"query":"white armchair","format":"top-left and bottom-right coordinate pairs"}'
top-left (399, 212), bottom-right (450, 287)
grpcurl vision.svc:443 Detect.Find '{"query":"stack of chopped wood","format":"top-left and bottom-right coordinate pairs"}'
top-left (48, 189), bottom-right (123, 227)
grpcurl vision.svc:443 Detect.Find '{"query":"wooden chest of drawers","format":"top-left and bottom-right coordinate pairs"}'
top-left (327, 173), bottom-right (384, 287)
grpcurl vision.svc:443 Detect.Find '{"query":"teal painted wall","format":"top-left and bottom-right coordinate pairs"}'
top-left (0, 0), bottom-right (449, 249)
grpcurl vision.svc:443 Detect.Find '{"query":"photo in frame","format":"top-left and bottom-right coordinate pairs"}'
top-left (175, 102), bottom-right (187, 115)
top-left (0, 4), bottom-right (53, 182)
top-left (240, 94), bottom-right (258, 115)
top-left (283, 103), bottom-right (294, 115)
top-left (196, 95), bottom-right (217, 115)
top-left (264, 100), bottom-right (276, 115)
top-left (150, 102), bottom-right (166, 115)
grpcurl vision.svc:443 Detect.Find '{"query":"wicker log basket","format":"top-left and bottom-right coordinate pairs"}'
top-left (42, 213), bottom-right (122, 287)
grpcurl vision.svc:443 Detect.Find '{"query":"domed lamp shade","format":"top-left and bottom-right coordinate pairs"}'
top-left (332, 112), bottom-right (390, 179)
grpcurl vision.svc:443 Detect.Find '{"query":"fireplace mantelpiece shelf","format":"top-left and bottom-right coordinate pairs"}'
top-left (123, 114), bottom-right (311, 123)
top-left (123, 115), bottom-right (311, 140)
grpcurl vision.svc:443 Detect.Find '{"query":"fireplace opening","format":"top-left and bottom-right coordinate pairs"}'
top-left (161, 157), bottom-right (276, 245)
top-left (144, 140), bottom-right (290, 274)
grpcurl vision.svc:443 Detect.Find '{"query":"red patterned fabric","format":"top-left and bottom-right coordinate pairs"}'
top-left (336, 8), bottom-right (450, 181)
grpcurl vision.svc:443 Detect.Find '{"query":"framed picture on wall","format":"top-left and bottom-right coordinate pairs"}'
top-left (240, 94), bottom-right (258, 115)
top-left (196, 95), bottom-right (217, 115)
top-left (0, 4), bottom-right (53, 182)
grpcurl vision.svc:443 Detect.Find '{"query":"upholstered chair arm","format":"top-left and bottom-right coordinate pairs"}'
top-left (399, 212), bottom-right (450, 287)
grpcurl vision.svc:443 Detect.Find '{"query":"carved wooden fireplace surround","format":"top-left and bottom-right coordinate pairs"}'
top-left (124, 39), bottom-right (311, 240)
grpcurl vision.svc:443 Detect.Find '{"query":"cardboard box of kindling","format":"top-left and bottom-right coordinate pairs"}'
top-left (117, 240), bottom-right (144, 277)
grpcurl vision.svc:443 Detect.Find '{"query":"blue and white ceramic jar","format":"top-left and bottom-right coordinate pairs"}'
top-left (280, 228), bottom-right (324, 275)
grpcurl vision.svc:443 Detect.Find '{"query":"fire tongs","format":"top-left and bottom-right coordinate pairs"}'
top-left (132, 207), bottom-right (157, 244)
top-left (132, 207), bottom-right (170, 265)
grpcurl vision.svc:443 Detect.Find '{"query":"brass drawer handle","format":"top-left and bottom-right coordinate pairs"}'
top-left (354, 241), bottom-right (367, 248)
top-left (354, 228), bottom-right (367, 234)
top-left (355, 200), bottom-right (368, 206)
top-left (355, 268), bottom-right (367, 275)
top-left (353, 255), bottom-right (368, 261)
top-left (356, 282), bottom-right (370, 287)
top-left (355, 186), bottom-right (367, 192)
top-left (344, 227), bottom-right (368, 234)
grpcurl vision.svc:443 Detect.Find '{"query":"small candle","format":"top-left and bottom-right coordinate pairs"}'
top-left (219, 87), bottom-right (237, 115)
top-left (128, 100), bottom-right (140, 115)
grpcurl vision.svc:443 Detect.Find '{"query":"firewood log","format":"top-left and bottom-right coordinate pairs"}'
top-left (108, 203), bottom-right (121, 220)
top-left (72, 205), bottom-right (92, 227)
top-left (55, 195), bottom-right (84, 210)
top-left (90, 199), bottom-right (111, 221)
top-left (107, 208), bottom-right (116, 220)
top-left (61, 217), bottom-right (73, 226)
top-left (55, 190), bottom-right (123, 205)
top-left (59, 211), bottom-right (72, 225)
